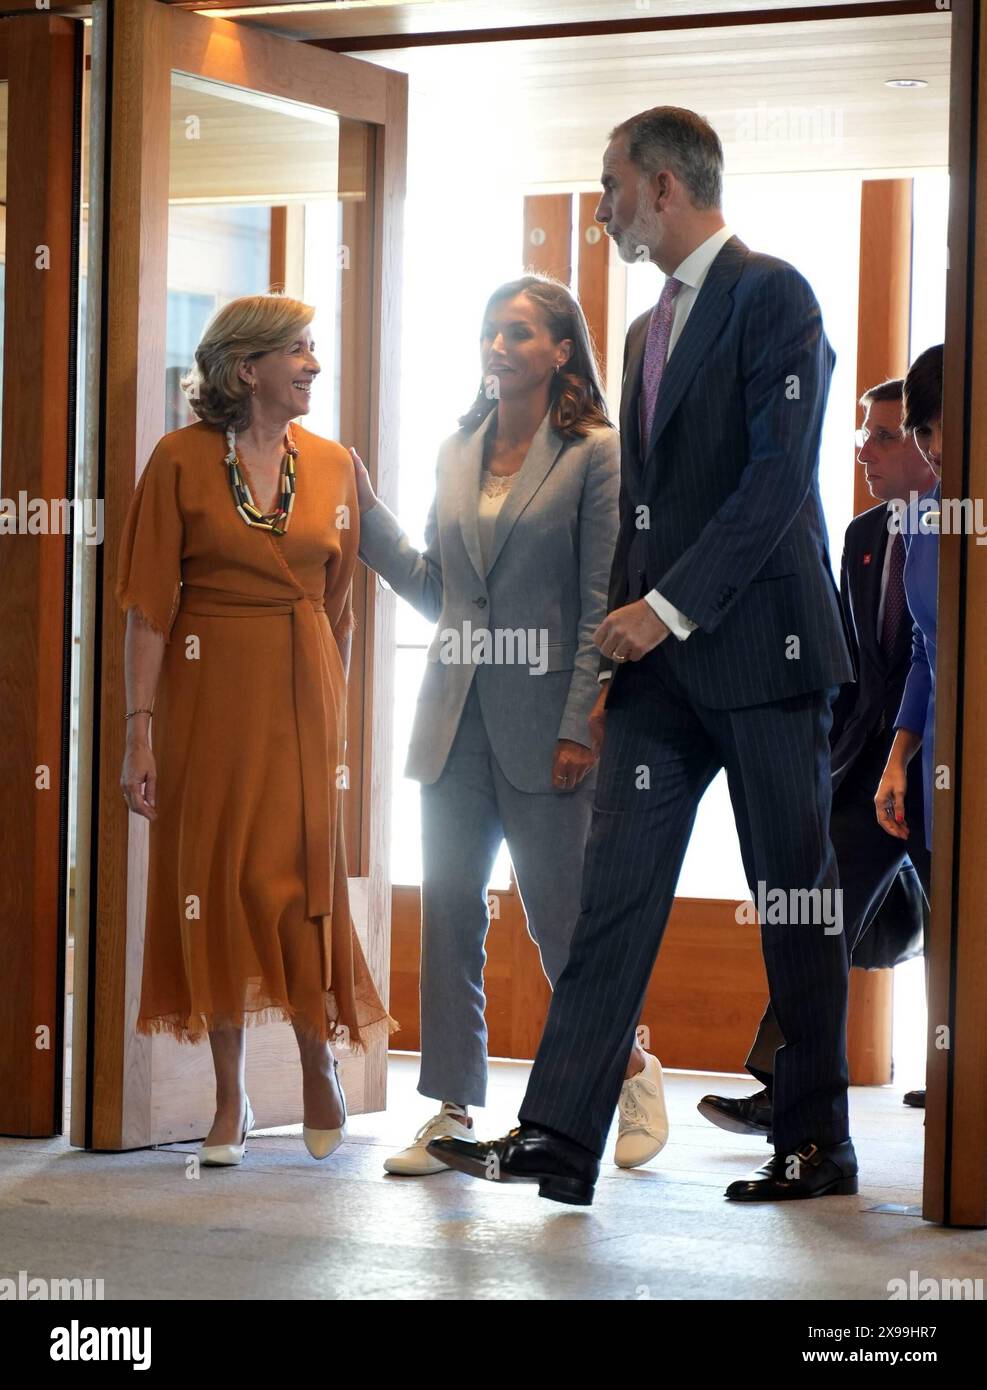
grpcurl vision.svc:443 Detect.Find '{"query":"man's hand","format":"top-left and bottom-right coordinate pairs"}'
top-left (551, 739), bottom-right (596, 791)
top-left (594, 599), bottom-right (669, 664)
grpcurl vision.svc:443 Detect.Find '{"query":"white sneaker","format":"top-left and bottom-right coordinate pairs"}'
top-left (383, 1109), bottom-right (476, 1176)
top-left (615, 1053), bottom-right (669, 1168)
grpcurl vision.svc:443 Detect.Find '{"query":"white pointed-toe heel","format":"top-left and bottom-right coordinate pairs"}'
top-left (303, 1124), bottom-right (346, 1160)
top-left (201, 1097), bottom-right (254, 1167)
top-left (303, 1059), bottom-right (347, 1160)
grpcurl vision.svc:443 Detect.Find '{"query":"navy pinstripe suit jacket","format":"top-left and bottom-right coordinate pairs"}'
top-left (604, 234), bottom-right (854, 709)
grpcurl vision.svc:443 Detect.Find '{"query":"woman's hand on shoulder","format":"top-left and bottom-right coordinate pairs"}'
top-left (348, 447), bottom-right (378, 513)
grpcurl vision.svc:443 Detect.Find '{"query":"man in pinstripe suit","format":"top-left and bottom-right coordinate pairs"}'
top-left (431, 106), bottom-right (858, 1205)
top-left (699, 377), bottom-right (936, 1138)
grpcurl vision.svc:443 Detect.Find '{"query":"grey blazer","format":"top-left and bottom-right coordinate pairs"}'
top-left (358, 408), bottom-right (620, 792)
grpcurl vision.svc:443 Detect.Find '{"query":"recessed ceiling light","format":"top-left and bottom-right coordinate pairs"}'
top-left (885, 78), bottom-right (928, 89)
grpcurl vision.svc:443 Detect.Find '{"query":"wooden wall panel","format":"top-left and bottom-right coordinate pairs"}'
top-left (854, 178), bottom-right (913, 516)
top-left (577, 191), bottom-right (608, 380)
top-left (269, 205), bottom-right (287, 291)
top-left (522, 193), bottom-right (571, 284)
top-left (391, 888), bottom-right (885, 1081)
top-left (0, 15), bottom-right (81, 1137)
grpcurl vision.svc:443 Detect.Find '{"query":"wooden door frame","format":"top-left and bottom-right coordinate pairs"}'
top-left (922, 0), bottom-right (987, 1228)
top-left (72, 0), bottom-right (405, 1149)
top-left (0, 13), bottom-right (84, 1138)
top-left (5, 0), bottom-right (986, 1224)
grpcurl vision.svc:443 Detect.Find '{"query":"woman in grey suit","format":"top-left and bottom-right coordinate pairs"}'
top-left (351, 275), bottom-right (667, 1174)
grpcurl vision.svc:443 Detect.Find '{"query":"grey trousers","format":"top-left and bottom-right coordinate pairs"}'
top-left (418, 681), bottom-right (596, 1107)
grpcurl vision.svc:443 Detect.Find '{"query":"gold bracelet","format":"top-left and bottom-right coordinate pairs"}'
top-left (125, 708), bottom-right (154, 720)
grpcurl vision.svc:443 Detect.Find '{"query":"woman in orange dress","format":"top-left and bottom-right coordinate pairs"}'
top-left (117, 293), bottom-right (396, 1166)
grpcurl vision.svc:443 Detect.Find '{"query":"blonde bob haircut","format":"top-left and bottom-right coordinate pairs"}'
top-left (182, 292), bottom-right (315, 432)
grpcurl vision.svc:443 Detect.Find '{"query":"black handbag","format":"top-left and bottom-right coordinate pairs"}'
top-left (850, 860), bottom-right (927, 970)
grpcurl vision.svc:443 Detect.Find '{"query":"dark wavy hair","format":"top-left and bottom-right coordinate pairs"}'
top-left (458, 275), bottom-right (613, 439)
top-left (902, 343), bottom-right (944, 435)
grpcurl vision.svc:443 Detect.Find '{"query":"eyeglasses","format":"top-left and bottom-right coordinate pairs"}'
top-left (855, 427), bottom-right (902, 448)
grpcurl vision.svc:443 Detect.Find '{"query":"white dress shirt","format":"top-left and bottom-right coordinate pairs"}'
top-left (641, 223), bottom-right (733, 641)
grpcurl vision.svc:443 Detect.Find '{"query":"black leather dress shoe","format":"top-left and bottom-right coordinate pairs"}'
top-left (725, 1139), bottom-right (858, 1202)
top-left (697, 1088), bottom-right (773, 1139)
top-left (427, 1124), bottom-right (600, 1206)
top-left (903, 1088), bottom-right (926, 1109)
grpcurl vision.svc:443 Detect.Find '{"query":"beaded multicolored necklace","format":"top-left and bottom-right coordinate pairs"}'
top-left (224, 425), bottom-right (297, 535)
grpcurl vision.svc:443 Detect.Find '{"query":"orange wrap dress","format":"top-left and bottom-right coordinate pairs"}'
top-left (115, 419), bottom-right (398, 1050)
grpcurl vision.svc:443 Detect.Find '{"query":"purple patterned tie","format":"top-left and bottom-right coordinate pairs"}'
top-left (880, 532), bottom-right (907, 658)
top-left (639, 275), bottom-right (683, 448)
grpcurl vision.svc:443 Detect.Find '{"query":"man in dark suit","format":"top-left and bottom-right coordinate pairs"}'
top-left (430, 106), bottom-right (856, 1204)
top-left (699, 378), bottom-right (937, 1137)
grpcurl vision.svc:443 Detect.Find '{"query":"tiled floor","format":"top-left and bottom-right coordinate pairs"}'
top-left (2, 1053), bottom-right (984, 1300)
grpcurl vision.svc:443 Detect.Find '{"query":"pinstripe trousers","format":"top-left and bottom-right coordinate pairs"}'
top-left (518, 642), bottom-right (849, 1157)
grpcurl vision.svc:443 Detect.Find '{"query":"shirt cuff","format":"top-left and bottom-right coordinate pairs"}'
top-left (644, 588), bottom-right (698, 641)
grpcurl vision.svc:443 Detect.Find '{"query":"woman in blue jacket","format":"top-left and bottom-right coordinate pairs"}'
top-left (875, 343), bottom-right (943, 863)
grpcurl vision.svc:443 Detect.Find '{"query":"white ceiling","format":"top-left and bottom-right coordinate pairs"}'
top-left (352, 11), bottom-right (952, 185)
top-left (188, 4), bottom-right (953, 185)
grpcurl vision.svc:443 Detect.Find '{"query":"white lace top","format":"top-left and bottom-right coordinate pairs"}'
top-left (477, 467), bottom-right (517, 572)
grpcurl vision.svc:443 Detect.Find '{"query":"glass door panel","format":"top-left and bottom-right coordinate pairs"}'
top-left (167, 74), bottom-right (371, 448)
